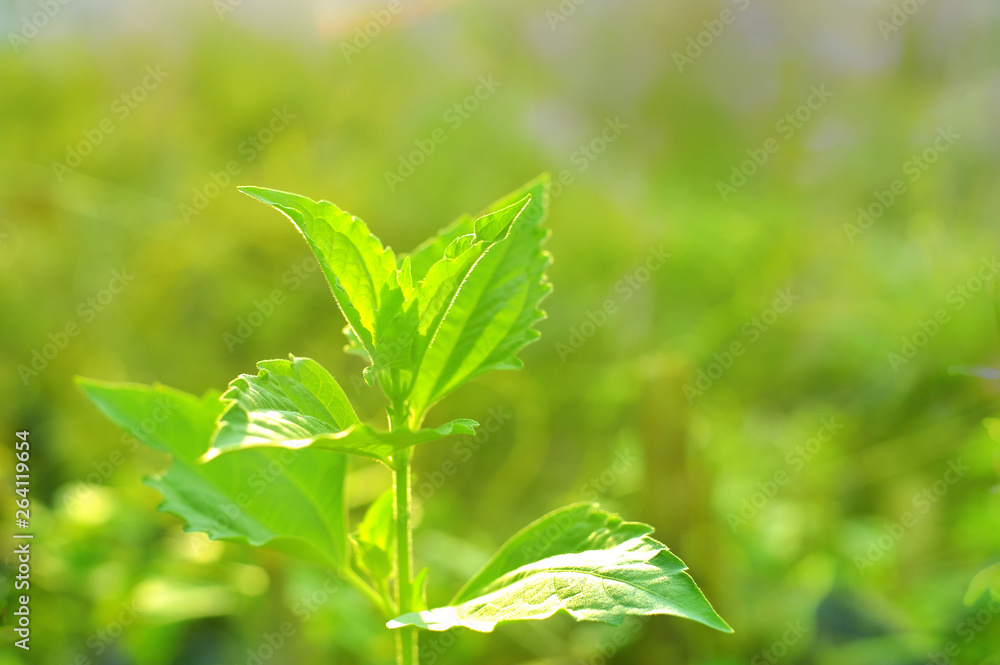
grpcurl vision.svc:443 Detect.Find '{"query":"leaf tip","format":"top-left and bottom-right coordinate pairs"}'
top-left (236, 185), bottom-right (265, 199)
top-left (200, 447), bottom-right (223, 463)
top-left (386, 613), bottom-right (427, 630)
top-left (709, 615), bottom-right (735, 633)
top-left (237, 185), bottom-right (293, 207)
top-left (453, 418), bottom-right (479, 434)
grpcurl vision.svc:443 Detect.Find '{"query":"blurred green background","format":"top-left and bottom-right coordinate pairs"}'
top-left (3, 0), bottom-right (1000, 663)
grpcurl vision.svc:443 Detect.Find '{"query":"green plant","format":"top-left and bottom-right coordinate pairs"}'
top-left (77, 175), bottom-right (732, 664)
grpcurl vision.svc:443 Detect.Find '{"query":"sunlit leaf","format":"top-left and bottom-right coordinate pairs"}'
top-left (388, 504), bottom-right (731, 633)
top-left (239, 186), bottom-right (399, 357)
top-left (405, 177), bottom-right (552, 420)
top-left (452, 503), bottom-right (651, 604)
top-left (206, 356), bottom-right (478, 462)
top-left (405, 214), bottom-right (475, 282)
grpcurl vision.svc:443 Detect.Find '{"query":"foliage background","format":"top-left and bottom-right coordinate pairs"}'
top-left (3, 0), bottom-right (1000, 663)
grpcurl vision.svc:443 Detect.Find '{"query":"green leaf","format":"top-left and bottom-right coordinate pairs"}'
top-left (452, 503), bottom-right (651, 604)
top-left (366, 188), bottom-right (539, 383)
top-left (206, 356), bottom-right (478, 462)
top-left (239, 177), bottom-right (552, 410)
top-left (239, 186), bottom-right (400, 357)
top-left (412, 567), bottom-right (430, 613)
top-left (214, 355), bottom-right (360, 443)
top-left (479, 174), bottom-right (551, 232)
top-left (413, 236), bottom-right (486, 336)
top-left (965, 562), bottom-right (1000, 605)
top-left (211, 418), bottom-right (477, 462)
top-left (210, 355), bottom-right (359, 452)
top-left (406, 214), bottom-right (475, 282)
top-left (343, 324), bottom-right (372, 363)
top-left (397, 256), bottom-right (414, 301)
top-left (406, 178), bottom-right (552, 421)
top-left (491, 173), bottom-right (551, 211)
top-left (370, 229), bottom-right (490, 376)
top-left (354, 489), bottom-right (395, 587)
top-left (76, 378), bottom-right (350, 569)
top-left (388, 503), bottom-right (731, 634)
top-left (412, 195), bottom-right (526, 330)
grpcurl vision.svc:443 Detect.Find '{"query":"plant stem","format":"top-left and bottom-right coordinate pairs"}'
top-left (392, 446), bottom-right (418, 665)
top-left (389, 391), bottom-right (418, 665)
